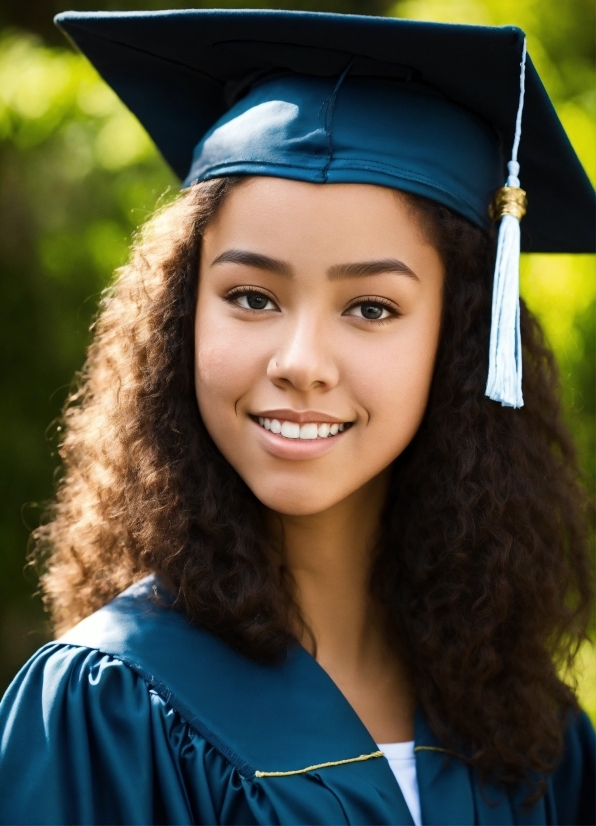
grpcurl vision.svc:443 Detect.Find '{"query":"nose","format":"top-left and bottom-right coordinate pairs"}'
top-left (267, 315), bottom-right (339, 392)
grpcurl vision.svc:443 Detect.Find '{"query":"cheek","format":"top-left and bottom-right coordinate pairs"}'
top-left (194, 309), bottom-right (257, 420)
top-left (350, 314), bottom-right (440, 448)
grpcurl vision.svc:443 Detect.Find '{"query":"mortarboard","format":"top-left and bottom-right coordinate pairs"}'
top-left (55, 9), bottom-right (595, 408)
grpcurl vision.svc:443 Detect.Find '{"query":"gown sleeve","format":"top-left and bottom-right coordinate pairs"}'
top-left (0, 643), bottom-right (260, 826)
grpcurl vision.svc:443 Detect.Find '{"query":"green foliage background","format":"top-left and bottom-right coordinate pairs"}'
top-left (1, 0), bottom-right (594, 714)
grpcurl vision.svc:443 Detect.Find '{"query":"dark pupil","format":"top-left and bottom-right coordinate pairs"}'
top-left (361, 303), bottom-right (383, 319)
top-left (247, 294), bottom-right (268, 310)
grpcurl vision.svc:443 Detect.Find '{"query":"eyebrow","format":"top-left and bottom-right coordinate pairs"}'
top-left (211, 249), bottom-right (292, 277)
top-left (211, 249), bottom-right (418, 281)
top-left (327, 259), bottom-right (418, 281)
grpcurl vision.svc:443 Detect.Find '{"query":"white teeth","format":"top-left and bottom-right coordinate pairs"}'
top-left (299, 423), bottom-right (318, 440)
top-left (256, 417), bottom-right (350, 439)
top-left (281, 421), bottom-right (300, 439)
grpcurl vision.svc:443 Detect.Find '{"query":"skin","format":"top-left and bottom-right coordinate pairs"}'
top-left (195, 177), bottom-right (444, 742)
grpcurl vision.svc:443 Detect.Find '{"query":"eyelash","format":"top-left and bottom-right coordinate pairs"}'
top-left (225, 286), bottom-right (277, 311)
top-left (224, 287), bottom-right (401, 324)
top-left (345, 296), bottom-right (401, 325)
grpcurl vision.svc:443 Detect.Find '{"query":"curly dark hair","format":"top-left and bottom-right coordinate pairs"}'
top-left (33, 176), bottom-right (593, 795)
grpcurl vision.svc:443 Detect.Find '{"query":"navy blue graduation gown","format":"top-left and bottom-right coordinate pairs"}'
top-left (0, 576), bottom-right (594, 825)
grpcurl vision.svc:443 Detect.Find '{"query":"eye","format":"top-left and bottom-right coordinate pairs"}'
top-left (359, 303), bottom-right (387, 320)
top-left (240, 293), bottom-right (273, 310)
top-left (226, 288), bottom-right (278, 311)
top-left (345, 299), bottom-right (398, 322)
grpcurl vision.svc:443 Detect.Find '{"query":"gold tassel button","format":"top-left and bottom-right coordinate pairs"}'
top-left (489, 186), bottom-right (528, 222)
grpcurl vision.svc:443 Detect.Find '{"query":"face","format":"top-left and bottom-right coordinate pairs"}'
top-left (195, 177), bottom-right (444, 516)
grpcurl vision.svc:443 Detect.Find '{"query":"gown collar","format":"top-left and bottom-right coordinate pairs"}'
top-left (63, 576), bottom-right (385, 776)
top-left (59, 575), bottom-right (538, 824)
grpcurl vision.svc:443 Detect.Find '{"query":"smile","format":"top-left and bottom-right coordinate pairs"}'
top-left (255, 417), bottom-right (352, 440)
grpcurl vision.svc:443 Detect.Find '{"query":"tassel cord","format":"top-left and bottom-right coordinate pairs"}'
top-left (485, 37), bottom-right (527, 409)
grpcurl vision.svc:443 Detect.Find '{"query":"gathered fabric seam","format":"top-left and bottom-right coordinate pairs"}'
top-left (321, 57), bottom-right (355, 181)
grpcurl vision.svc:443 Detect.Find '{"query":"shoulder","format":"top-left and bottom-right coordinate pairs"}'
top-left (0, 635), bottom-right (247, 824)
top-left (1, 639), bottom-right (155, 726)
top-left (0, 576), bottom-right (187, 749)
top-left (0, 575), bottom-right (225, 762)
top-left (0, 640), bottom-right (166, 778)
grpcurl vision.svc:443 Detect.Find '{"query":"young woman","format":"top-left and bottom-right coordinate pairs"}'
top-left (0, 9), bottom-right (594, 826)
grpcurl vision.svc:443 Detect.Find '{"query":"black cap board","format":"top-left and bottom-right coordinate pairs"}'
top-left (54, 9), bottom-right (595, 253)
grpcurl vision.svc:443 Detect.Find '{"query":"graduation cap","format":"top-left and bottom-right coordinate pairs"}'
top-left (55, 9), bottom-right (595, 408)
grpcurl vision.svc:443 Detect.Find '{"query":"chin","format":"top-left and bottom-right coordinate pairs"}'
top-left (250, 482), bottom-right (345, 517)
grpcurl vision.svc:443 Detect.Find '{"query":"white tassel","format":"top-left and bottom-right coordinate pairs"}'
top-left (485, 40), bottom-right (527, 409)
top-left (486, 194), bottom-right (523, 407)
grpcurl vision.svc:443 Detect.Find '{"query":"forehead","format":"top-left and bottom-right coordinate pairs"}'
top-left (204, 178), bottom-right (420, 239)
top-left (201, 177), bottom-right (444, 280)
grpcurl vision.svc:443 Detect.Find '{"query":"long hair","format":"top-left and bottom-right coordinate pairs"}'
top-left (33, 176), bottom-right (593, 792)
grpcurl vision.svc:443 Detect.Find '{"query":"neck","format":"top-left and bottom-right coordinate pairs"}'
top-left (268, 470), bottom-right (392, 679)
top-left (267, 469), bottom-right (415, 743)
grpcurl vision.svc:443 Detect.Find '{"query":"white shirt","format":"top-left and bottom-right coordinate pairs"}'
top-left (376, 741), bottom-right (421, 826)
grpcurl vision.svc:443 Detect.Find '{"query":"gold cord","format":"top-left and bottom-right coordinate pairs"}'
top-left (255, 750), bottom-right (384, 778)
top-left (414, 745), bottom-right (467, 760)
top-left (489, 185), bottom-right (528, 222)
